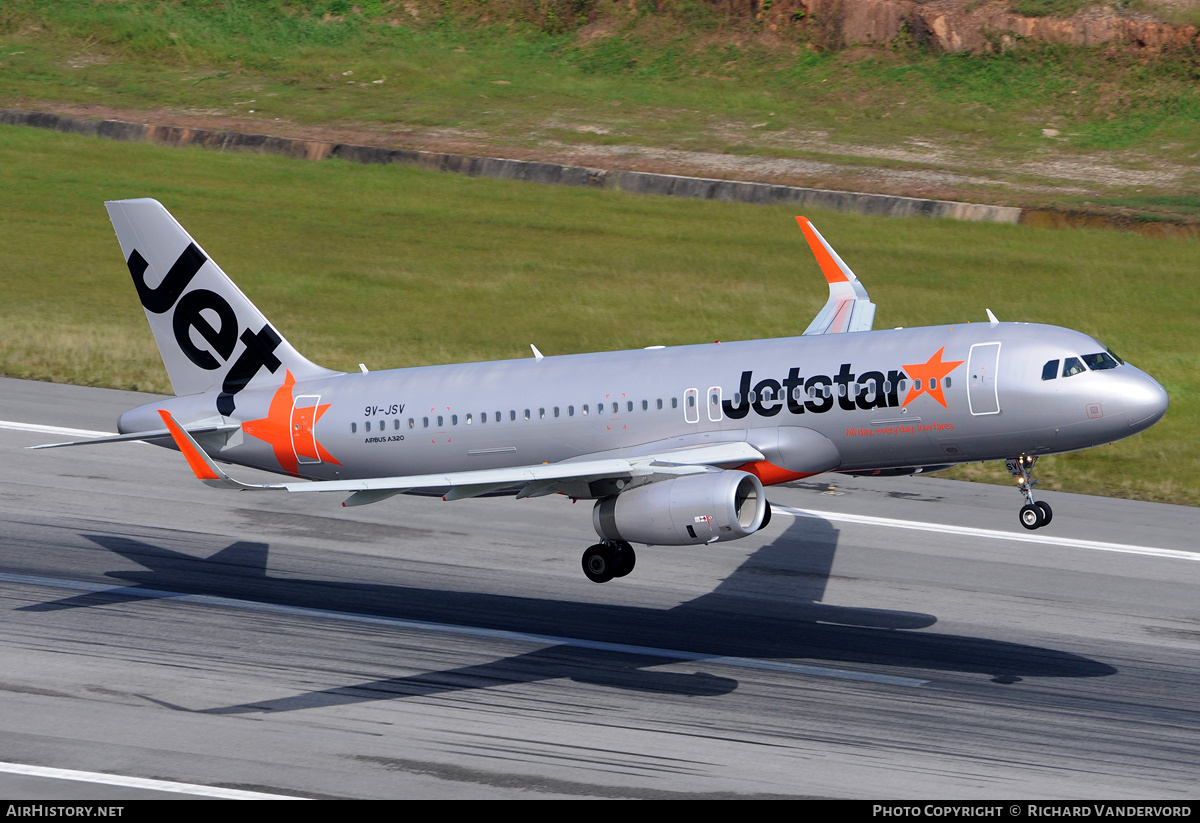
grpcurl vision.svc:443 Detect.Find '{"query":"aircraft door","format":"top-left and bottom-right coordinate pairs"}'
top-left (291, 394), bottom-right (323, 464)
top-left (684, 388), bottom-right (700, 423)
top-left (967, 343), bottom-right (1001, 415)
top-left (707, 386), bottom-right (723, 422)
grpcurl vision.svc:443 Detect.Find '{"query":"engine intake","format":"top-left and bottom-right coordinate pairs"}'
top-left (592, 471), bottom-right (766, 546)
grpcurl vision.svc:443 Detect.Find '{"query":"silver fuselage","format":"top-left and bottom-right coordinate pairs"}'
top-left (120, 321), bottom-right (1168, 490)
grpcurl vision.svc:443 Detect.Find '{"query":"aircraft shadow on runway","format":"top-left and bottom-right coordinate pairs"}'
top-left (20, 516), bottom-right (1116, 713)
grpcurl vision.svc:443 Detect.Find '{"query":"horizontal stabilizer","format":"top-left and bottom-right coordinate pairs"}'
top-left (30, 422), bottom-right (242, 450)
top-left (796, 216), bottom-right (876, 335)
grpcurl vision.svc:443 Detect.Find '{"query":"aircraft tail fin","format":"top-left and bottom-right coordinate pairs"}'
top-left (795, 216), bottom-right (877, 335)
top-left (105, 199), bottom-right (339, 413)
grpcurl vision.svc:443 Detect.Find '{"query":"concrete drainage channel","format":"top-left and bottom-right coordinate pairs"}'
top-left (0, 107), bottom-right (1152, 231)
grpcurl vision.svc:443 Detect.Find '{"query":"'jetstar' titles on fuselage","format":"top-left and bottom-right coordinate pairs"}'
top-left (722, 364), bottom-right (912, 419)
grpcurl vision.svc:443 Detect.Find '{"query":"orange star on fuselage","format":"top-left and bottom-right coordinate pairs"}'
top-left (241, 370), bottom-right (340, 476)
top-left (901, 347), bottom-right (964, 409)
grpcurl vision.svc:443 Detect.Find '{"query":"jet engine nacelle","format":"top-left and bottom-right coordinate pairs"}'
top-left (592, 471), bottom-right (766, 546)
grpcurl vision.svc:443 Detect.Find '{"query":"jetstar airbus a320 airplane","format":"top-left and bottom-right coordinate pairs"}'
top-left (37, 199), bottom-right (1169, 583)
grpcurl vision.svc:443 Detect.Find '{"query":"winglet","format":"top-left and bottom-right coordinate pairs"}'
top-left (795, 216), bottom-right (854, 284)
top-left (157, 410), bottom-right (280, 490)
top-left (795, 217), bottom-right (876, 335)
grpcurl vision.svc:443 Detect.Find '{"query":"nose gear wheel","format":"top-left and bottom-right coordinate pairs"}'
top-left (1007, 455), bottom-right (1052, 530)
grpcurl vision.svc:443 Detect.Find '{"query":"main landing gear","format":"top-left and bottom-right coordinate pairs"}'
top-left (1007, 455), bottom-right (1053, 530)
top-left (582, 540), bottom-right (636, 583)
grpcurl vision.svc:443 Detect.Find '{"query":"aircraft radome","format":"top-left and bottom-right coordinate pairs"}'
top-left (35, 200), bottom-right (1169, 583)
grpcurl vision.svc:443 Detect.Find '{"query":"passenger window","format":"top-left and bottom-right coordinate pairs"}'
top-left (510, 410), bottom-right (516, 421)
top-left (568, 405), bottom-right (574, 416)
top-left (554, 407), bottom-right (560, 417)
top-left (351, 422), bottom-right (357, 433)
top-left (929, 378), bottom-right (936, 390)
top-left (365, 421), bottom-right (371, 432)
top-left (451, 415), bottom-right (458, 425)
top-left (466, 414), bottom-right (472, 425)
top-left (582, 404), bottom-right (589, 415)
top-left (642, 400), bottom-right (648, 411)
top-left (1062, 357), bottom-right (1086, 377)
top-left (944, 377), bottom-right (952, 388)
top-left (627, 401), bottom-right (633, 412)
top-left (394, 419), bottom-right (400, 430)
top-left (495, 411), bottom-right (501, 422)
top-left (1042, 360), bottom-right (1059, 381)
top-left (612, 402), bottom-right (618, 413)
top-left (524, 409), bottom-right (531, 420)
top-left (539, 408), bottom-right (545, 419)
top-left (657, 399), bottom-right (663, 410)
top-left (437, 416), bottom-right (443, 427)
top-left (423, 417), bottom-right (429, 428)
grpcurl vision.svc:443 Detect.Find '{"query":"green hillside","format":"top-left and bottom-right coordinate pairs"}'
top-left (3, 1), bottom-right (1200, 218)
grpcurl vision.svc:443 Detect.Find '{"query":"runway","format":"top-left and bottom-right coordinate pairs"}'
top-left (1, 376), bottom-right (1198, 799)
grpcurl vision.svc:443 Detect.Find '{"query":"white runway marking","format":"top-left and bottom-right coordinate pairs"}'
top-left (772, 505), bottom-right (1198, 562)
top-left (0, 420), bottom-right (113, 438)
top-left (0, 760), bottom-right (302, 799)
top-left (0, 572), bottom-right (928, 688)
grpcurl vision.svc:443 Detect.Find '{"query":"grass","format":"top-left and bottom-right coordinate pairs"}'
top-left (1087, 195), bottom-right (1200, 219)
top-left (1, 124), bottom-right (1197, 506)
top-left (1008, 0), bottom-right (1099, 17)
top-left (2, 0), bottom-right (1200, 198)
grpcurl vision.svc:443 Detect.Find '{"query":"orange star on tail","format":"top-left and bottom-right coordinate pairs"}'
top-left (901, 347), bottom-right (964, 409)
top-left (241, 370), bottom-right (340, 476)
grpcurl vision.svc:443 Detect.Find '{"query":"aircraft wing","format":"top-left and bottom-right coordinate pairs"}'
top-left (156, 411), bottom-right (764, 505)
top-left (796, 217), bottom-right (876, 335)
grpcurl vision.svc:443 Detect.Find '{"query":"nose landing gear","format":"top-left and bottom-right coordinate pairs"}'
top-left (1007, 455), bottom-right (1052, 530)
top-left (582, 540), bottom-right (636, 583)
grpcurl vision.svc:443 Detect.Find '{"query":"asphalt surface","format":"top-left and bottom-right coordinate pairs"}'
top-left (1, 376), bottom-right (1198, 799)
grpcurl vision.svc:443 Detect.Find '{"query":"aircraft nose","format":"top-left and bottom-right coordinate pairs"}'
top-left (1122, 371), bottom-right (1169, 430)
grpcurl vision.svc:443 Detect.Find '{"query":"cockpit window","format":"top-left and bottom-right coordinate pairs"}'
top-left (1042, 360), bottom-right (1059, 381)
top-left (1062, 357), bottom-right (1086, 378)
top-left (1082, 352), bottom-right (1120, 371)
